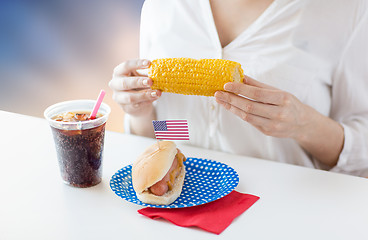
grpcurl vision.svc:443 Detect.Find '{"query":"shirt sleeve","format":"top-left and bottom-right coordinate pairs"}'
top-left (139, 0), bottom-right (154, 60)
top-left (329, 7), bottom-right (368, 176)
top-left (123, 0), bottom-right (154, 134)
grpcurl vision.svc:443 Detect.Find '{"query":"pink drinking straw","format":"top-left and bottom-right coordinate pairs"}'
top-left (90, 89), bottom-right (106, 119)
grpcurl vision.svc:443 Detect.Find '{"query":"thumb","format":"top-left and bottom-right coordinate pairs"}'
top-left (243, 75), bottom-right (277, 90)
top-left (113, 59), bottom-right (151, 77)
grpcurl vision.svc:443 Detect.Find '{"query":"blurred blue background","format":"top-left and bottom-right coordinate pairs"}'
top-left (0, 0), bottom-right (145, 132)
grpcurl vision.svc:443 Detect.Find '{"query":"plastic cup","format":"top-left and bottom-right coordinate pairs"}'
top-left (44, 100), bottom-right (111, 188)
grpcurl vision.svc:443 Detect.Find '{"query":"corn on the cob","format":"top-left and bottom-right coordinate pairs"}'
top-left (148, 58), bottom-right (244, 96)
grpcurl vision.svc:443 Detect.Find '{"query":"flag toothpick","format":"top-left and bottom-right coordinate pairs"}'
top-left (152, 120), bottom-right (190, 142)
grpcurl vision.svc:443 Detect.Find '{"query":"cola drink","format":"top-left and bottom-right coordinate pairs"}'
top-left (44, 100), bottom-right (110, 188)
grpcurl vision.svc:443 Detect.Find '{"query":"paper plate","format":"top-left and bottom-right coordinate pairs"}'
top-left (110, 157), bottom-right (239, 208)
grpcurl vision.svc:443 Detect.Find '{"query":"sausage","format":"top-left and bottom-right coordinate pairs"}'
top-left (149, 154), bottom-right (179, 196)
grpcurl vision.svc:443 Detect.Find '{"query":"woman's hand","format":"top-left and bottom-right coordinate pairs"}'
top-left (109, 59), bottom-right (161, 117)
top-left (214, 75), bottom-right (344, 166)
top-left (215, 75), bottom-right (311, 139)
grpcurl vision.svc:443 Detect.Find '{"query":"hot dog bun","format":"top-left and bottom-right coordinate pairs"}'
top-left (132, 141), bottom-right (186, 205)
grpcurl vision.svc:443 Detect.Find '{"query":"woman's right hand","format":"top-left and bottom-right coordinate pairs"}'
top-left (109, 59), bottom-right (161, 117)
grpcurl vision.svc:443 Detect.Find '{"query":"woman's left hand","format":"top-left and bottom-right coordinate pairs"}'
top-left (214, 75), bottom-right (313, 140)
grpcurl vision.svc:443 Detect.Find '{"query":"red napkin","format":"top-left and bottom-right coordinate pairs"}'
top-left (138, 191), bottom-right (260, 235)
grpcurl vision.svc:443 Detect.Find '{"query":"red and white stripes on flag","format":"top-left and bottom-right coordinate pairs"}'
top-left (152, 120), bottom-right (189, 140)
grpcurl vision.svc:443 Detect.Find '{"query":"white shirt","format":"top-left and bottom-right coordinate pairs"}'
top-left (132, 0), bottom-right (368, 176)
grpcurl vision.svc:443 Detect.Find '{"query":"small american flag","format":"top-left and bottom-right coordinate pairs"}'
top-left (152, 120), bottom-right (189, 140)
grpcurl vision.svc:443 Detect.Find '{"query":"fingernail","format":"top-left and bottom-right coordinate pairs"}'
top-left (141, 60), bottom-right (149, 66)
top-left (151, 91), bottom-right (157, 97)
top-left (224, 83), bottom-right (233, 91)
top-left (214, 91), bottom-right (223, 98)
top-left (143, 79), bottom-right (149, 86)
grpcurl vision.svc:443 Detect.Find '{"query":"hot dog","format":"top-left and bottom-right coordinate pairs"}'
top-left (132, 141), bottom-right (186, 205)
top-left (149, 154), bottom-right (178, 196)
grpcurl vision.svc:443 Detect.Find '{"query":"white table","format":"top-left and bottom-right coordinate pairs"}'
top-left (1, 110), bottom-right (367, 240)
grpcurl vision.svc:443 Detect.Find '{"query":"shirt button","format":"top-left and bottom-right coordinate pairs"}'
top-left (211, 104), bottom-right (215, 110)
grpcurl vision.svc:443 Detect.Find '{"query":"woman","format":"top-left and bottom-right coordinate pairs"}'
top-left (109, 0), bottom-right (368, 176)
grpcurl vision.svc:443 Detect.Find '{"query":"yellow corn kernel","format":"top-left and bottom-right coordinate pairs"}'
top-left (148, 58), bottom-right (244, 96)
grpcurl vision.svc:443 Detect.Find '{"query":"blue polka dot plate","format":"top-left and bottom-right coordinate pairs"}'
top-left (110, 157), bottom-right (239, 208)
